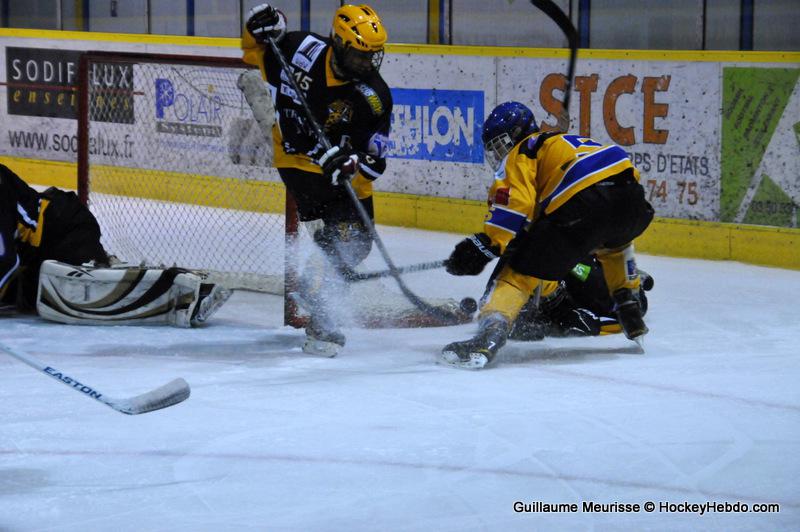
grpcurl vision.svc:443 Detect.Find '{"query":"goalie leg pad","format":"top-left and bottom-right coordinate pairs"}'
top-left (36, 260), bottom-right (230, 327)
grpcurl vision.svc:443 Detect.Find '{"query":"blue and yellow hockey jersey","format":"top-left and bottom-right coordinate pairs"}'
top-left (483, 132), bottom-right (639, 253)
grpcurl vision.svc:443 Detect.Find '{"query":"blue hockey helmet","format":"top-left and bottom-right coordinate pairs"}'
top-left (482, 101), bottom-right (538, 170)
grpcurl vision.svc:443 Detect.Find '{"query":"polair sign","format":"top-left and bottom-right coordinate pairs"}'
top-left (389, 88), bottom-right (484, 163)
top-left (154, 75), bottom-right (223, 137)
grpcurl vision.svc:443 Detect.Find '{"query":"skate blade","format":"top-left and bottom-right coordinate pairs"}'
top-left (633, 336), bottom-right (645, 354)
top-left (302, 337), bottom-right (342, 358)
top-left (439, 350), bottom-right (489, 370)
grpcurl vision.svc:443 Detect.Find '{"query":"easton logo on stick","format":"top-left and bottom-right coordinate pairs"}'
top-left (44, 366), bottom-right (103, 398)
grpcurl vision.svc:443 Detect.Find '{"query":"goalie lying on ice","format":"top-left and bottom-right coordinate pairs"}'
top-left (1, 163), bottom-right (230, 327)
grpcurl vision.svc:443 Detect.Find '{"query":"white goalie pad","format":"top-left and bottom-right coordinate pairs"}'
top-left (36, 260), bottom-right (231, 328)
top-left (236, 69), bottom-right (275, 166)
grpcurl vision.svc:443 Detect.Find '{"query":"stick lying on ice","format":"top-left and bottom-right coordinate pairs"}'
top-left (0, 341), bottom-right (190, 415)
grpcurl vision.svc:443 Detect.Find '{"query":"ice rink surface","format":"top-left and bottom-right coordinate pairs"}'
top-left (1, 225), bottom-right (798, 531)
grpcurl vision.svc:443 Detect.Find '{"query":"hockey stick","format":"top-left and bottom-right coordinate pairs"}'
top-left (264, 36), bottom-right (463, 325)
top-left (531, 0), bottom-right (578, 131)
top-left (347, 259), bottom-right (446, 282)
top-left (0, 341), bottom-right (190, 415)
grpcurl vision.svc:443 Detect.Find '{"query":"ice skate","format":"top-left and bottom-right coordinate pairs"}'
top-left (293, 278), bottom-right (345, 357)
top-left (612, 288), bottom-right (648, 341)
top-left (303, 318), bottom-right (345, 357)
top-left (293, 294), bottom-right (345, 357)
top-left (190, 284), bottom-right (233, 325)
top-left (440, 313), bottom-right (508, 370)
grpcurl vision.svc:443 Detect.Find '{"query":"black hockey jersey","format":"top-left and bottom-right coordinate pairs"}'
top-left (1, 164), bottom-right (46, 298)
top-left (1, 164), bottom-right (108, 308)
top-left (243, 31), bottom-right (392, 181)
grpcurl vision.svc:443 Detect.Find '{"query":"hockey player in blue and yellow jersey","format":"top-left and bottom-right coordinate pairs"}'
top-left (441, 102), bottom-right (654, 369)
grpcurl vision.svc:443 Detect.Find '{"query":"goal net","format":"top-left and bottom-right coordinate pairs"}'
top-left (78, 51), bottom-right (469, 329)
top-left (78, 52), bottom-right (292, 292)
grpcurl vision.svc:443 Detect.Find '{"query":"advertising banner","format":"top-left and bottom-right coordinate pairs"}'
top-left (1, 32), bottom-right (797, 227)
top-left (499, 58), bottom-right (721, 221)
top-left (6, 46), bottom-right (81, 119)
top-left (389, 87), bottom-right (484, 164)
top-left (83, 61), bottom-right (275, 182)
top-left (379, 53), bottom-right (495, 200)
top-left (720, 67), bottom-right (799, 227)
top-left (0, 36), bottom-right (238, 165)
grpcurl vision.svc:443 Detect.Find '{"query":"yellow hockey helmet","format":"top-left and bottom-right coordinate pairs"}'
top-left (332, 4), bottom-right (387, 52)
top-left (331, 4), bottom-right (387, 78)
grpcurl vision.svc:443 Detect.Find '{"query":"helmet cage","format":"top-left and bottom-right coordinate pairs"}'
top-left (332, 35), bottom-right (384, 78)
top-left (484, 132), bottom-right (516, 171)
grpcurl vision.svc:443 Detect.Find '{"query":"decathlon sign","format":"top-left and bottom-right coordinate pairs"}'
top-left (389, 88), bottom-right (484, 163)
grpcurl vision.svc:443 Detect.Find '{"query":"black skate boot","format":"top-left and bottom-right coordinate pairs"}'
top-left (612, 288), bottom-right (648, 341)
top-left (440, 313), bottom-right (509, 369)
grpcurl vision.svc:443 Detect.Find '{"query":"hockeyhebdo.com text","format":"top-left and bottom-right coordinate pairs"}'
top-left (512, 500), bottom-right (780, 515)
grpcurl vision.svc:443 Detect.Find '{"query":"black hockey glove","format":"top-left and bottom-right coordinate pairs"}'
top-left (445, 233), bottom-right (500, 276)
top-left (319, 145), bottom-right (360, 185)
top-left (245, 3), bottom-right (286, 43)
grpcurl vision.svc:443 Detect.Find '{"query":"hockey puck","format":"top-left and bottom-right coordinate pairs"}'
top-left (459, 297), bottom-right (478, 314)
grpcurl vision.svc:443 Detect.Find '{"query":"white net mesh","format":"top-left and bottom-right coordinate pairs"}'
top-left (80, 53), bottom-right (469, 328)
top-left (82, 55), bottom-right (286, 293)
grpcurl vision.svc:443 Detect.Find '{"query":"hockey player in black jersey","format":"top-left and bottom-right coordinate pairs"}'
top-left (1, 163), bottom-right (229, 326)
top-left (243, 4), bottom-right (392, 356)
top-left (1, 164), bottom-right (108, 312)
top-left (507, 257), bottom-right (654, 341)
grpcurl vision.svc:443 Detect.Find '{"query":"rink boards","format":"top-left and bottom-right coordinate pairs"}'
top-left (0, 28), bottom-right (797, 269)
